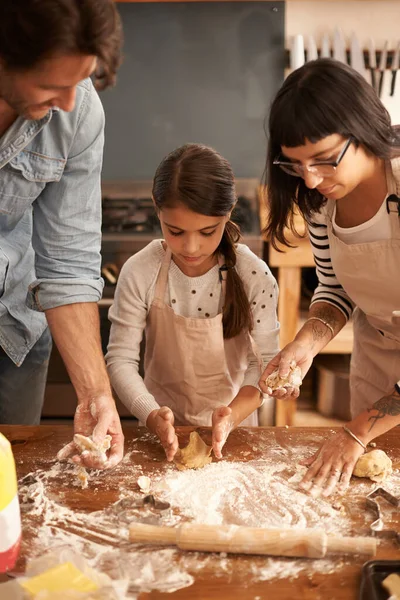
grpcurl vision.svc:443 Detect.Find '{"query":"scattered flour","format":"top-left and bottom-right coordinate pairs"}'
top-left (16, 435), bottom-right (398, 596)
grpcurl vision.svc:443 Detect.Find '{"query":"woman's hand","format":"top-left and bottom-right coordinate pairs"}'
top-left (299, 430), bottom-right (365, 497)
top-left (212, 406), bottom-right (234, 459)
top-left (259, 341), bottom-right (315, 400)
top-left (146, 406), bottom-right (179, 461)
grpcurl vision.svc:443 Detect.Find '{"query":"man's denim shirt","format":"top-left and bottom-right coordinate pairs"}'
top-left (0, 79), bottom-right (104, 366)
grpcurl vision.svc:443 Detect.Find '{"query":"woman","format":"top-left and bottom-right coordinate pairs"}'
top-left (106, 144), bottom-right (279, 460)
top-left (259, 58), bottom-right (400, 496)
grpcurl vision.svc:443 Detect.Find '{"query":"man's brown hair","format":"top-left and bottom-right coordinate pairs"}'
top-left (0, 0), bottom-right (123, 90)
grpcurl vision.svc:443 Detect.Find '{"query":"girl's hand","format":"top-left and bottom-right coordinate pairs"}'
top-left (146, 406), bottom-right (179, 461)
top-left (299, 430), bottom-right (365, 497)
top-left (259, 341), bottom-right (314, 400)
top-left (212, 406), bottom-right (234, 459)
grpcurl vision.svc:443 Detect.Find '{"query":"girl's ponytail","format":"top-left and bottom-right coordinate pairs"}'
top-left (218, 220), bottom-right (253, 339)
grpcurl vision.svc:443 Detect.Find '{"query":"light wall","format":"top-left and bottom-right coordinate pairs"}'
top-left (286, 1), bottom-right (400, 49)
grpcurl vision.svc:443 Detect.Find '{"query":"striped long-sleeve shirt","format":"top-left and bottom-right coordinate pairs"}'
top-left (308, 215), bottom-right (355, 321)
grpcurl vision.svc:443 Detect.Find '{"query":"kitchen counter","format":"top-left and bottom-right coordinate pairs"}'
top-left (1, 425), bottom-right (400, 599)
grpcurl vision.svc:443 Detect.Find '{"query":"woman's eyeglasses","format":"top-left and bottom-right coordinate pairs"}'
top-left (273, 138), bottom-right (353, 178)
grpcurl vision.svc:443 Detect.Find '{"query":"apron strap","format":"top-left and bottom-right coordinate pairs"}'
top-left (387, 159), bottom-right (400, 239)
top-left (217, 254), bottom-right (228, 313)
top-left (153, 245), bottom-right (172, 303)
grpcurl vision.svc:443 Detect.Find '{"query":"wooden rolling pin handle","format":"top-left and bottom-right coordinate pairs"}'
top-left (326, 535), bottom-right (376, 557)
top-left (129, 523), bottom-right (178, 546)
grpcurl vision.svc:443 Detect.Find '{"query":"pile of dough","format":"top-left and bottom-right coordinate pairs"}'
top-left (265, 360), bottom-right (302, 392)
top-left (353, 449), bottom-right (392, 482)
top-left (174, 431), bottom-right (213, 471)
top-left (73, 433), bottom-right (112, 464)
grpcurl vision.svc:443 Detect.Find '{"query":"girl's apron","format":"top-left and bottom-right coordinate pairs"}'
top-left (143, 248), bottom-right (260, 426)
top-left (325, 158), bottom-right (400, 417)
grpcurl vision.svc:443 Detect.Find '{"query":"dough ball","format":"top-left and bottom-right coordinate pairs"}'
top-left (73, 433), bottom-right (112, 464)
top-left (265, 360), bottom-right (302, 392)
top-left (353, 449), bottom-right (392, 482)
top-left (174, 431), bottom-right (212, 471)
top-left (137, 475), bottom-right (151, 493)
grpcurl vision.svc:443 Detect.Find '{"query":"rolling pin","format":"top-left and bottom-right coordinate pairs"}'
top-left (129, 523), bottom-right (376, 559)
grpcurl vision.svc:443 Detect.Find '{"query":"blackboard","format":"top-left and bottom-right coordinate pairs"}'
top-left (100, 2), bottom-right (285, 180)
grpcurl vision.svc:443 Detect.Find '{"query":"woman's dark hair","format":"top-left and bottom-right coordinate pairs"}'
top-left (152, 143), bottom-right (253, 339)
top-left (264, 58), bottom-right (400, 249)
top-left (0, 0), bottom-right (122, 90)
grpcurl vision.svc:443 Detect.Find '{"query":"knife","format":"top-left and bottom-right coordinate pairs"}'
top-left (350, 32), bottom-right (366, 78)
top-left (290, 34), bottom-right (305, 71)
top-left (368, 38), bottom-right (377, 92)
top-left (333, 27), bottom-right (346, 63)
top-left (306, 35), bottom-right (318, 62)
top-left (320, 33), bottom-right (331, 58)
top-left (378, 41), bottom-right (388, 97)
top-left (390, 41), bottom-right (400, 96)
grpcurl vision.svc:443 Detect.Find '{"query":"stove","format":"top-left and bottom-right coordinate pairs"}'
top-left (100, 179), bottom-right (262, 298)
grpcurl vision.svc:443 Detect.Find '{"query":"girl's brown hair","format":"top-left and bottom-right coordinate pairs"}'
top-left (264, 58), bottom-right (400, 249)
top-left (0, 0), bottom-right (122, 90)
top-left (152, 143), bottom-right (253, 339)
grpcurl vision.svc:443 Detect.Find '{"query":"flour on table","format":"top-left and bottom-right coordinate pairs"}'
top-left (17, 437), bottom-right (395, 596)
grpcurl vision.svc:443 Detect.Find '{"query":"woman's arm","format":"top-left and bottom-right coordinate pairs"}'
top-left (260, 213), bottom-right (352, 396)
top-left (300, 385), bottom-right (400, 497)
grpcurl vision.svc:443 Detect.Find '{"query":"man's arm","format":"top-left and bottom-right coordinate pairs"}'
top-left (28, 81), bottom-right (123, 467)
top-left (46, 302), bottom-right (123, 468)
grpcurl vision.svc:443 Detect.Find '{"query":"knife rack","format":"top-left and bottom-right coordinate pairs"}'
top-left (284, 49), bottom-right (398, 69)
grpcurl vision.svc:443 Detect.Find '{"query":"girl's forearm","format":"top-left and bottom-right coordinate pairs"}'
top-left (229, 386), bottom-right (263, 427)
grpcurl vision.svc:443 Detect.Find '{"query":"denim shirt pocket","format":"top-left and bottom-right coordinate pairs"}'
top-left (0, 150), bottom-right (66, 220)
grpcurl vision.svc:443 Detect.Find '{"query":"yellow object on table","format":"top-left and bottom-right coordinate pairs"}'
top-left (0, 433), bottom-right (21, 573)
top-left (20, 562), bottom-right (99, 596)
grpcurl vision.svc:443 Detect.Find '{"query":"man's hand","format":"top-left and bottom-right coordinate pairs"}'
top-left (212, 406), bottom-right (234, 459)
top-left (146, 406), bottom-right (179, 461)
top-left (57, 395), bottom-right (124, 469)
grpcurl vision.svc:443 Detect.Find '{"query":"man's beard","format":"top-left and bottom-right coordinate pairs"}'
top-left (0, 76), bottom-right (46, 120)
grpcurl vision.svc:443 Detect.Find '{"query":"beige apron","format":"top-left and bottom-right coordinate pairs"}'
top-left (325, 158), bottom-right (400, 417)
top-left (143, 247), bottom-right (260, 426)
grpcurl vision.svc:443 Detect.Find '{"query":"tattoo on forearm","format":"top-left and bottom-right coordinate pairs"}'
top-left (367, 391), bottom-right (400, 431)
top-left (308, 306), bottom-right (339, 347)
top-left (313, 306), bottom-right (339, 332)
top-left (311, 321), bottom-right (327, 343)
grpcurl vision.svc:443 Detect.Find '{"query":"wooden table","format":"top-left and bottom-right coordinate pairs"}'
top-left (1, 425), bottom-right (400, 599)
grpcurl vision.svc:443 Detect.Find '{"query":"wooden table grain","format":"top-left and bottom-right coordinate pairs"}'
top-left (1, 424), bottom-right (400, 600)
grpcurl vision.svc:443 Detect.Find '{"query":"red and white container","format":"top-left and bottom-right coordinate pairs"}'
top-left (0, 433), bottom-right (21, 572)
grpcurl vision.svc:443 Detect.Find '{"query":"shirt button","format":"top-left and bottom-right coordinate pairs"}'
top-left (14, 135), bottom-right (25, 149)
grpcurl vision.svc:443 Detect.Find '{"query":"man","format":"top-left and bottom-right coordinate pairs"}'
top-left (0, 0), bottom-right (124, 467)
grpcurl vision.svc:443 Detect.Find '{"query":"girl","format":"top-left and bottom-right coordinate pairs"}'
top-left (106, 144), bottom-right (279, 460)
top-left (259, 58), bottom-right (400, 496)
